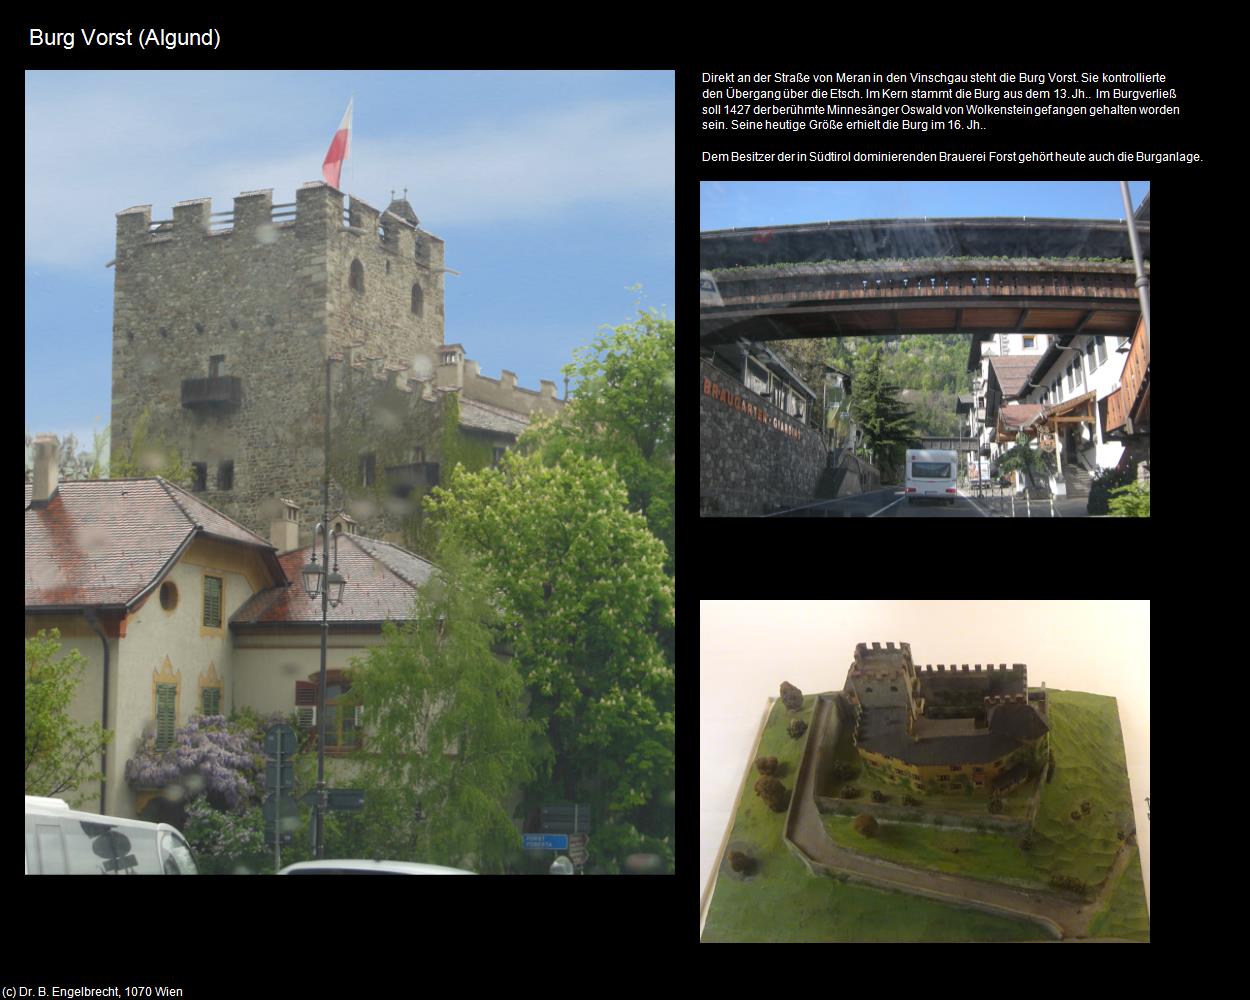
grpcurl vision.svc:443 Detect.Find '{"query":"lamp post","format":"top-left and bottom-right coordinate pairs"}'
top-left (301, 356), bottom-right (346, 859)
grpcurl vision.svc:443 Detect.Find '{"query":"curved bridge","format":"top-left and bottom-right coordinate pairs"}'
top-left (701, 217), bottom-right (1147, 345)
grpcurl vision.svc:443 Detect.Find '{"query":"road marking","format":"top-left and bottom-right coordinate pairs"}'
top-left (959, 491), bottom-right (993, 518)
top-left (761, 489), bottom-right (899, 517)
top-left (868, 495), bottom-right (907, 517)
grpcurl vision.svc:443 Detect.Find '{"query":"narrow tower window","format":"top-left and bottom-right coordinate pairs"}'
top-left (411, 284), bottom-right (424, 317)
top-left (349, 259), bottom-right (364, 294)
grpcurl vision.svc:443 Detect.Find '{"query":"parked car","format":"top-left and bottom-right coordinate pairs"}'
top-left (25, 795), bottom-right (199, 874)
top-left (276, 859), bottom-right (475, 875)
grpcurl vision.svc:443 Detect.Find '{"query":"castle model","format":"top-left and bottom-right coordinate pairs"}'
top-left (109, 182), bottom-right (563, 546)
top-left (844, 642), bottom-right (1050, 797)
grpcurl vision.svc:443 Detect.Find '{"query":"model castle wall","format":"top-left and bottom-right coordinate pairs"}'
top-left (110, 183), bottom-right (561, 542)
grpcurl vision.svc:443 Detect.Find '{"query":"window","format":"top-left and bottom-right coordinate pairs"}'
top-left (361, 452), bottom-right (376, 487)
top-left (209, 354), bottom-right (225, 378)
top-left (1022, 336), bottom-right (1035, 350)
top-left (202, 575), bottom-right (223, 629)
top-left (1096, 336), bottom-right (1107, 364)
top-left (411, 284), bottom-right (424, 317)
top-left (1085, 338), bottom-right (1097, 372)
top-left (295, 673), bottom-right (360, 750)
top-left (349, 259), bottom-right (364, 293)
top-left (201, 686), bottom-right (221, 716)
top-left (411, 447), bottom-right (425, 464)
top-left (1065, 365), bottom-right (1073, 392)
top-left (156, 683), bottom-right (177, 751)
top-left (492, 446), bottom-right (507, 467)
top-left (939, 775), bottom-right (949, 782)
top-left (1074, 357), bottom-right (1084, 386)
top-left (159, 581), bottom-right (178, 611)
top-left (949, 765), bottom-right (962, 772)
top-left (217, 460), bottom-right (234, 491)
top-left (191, 462), bottom-right (208, 492)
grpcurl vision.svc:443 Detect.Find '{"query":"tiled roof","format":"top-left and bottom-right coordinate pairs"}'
top-left (231, 533), bottom-right (437, 627)
top-left (999, 403), bottom-right (1046, 430)
top-left (988, 356), bottom-right (1038, 398)
top-left (25, 478), bottom-right (281, 610)
top-left (458, 398), bottom-right (530, 436)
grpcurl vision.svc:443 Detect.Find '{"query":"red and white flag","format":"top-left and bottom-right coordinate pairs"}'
top-left (322, 98), bottom-right (353, 189)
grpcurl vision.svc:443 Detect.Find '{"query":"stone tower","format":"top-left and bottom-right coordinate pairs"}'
top-left (109, 183), bottom-right (448, 539)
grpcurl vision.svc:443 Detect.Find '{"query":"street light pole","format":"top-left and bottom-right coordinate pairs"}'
top-left (316, 355), bottom-right (331, 859)
top-left (300, 355), bottom-right (346, 860)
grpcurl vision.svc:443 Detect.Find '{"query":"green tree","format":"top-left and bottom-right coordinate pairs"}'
top-left (424, 450), bottom-right (675, 871)
top-left (25, 629), bottom-right (113, 804)
top-left (346, 542), bottom-right (547, 873)
top-left (848, 349), bottom-right (917, 478)
top-left (996, 434), bottom-right (1055, 491)
top-left (108, 407), bottom-right (190, 484)
top-left (520, 306), bottom-right (674, 574)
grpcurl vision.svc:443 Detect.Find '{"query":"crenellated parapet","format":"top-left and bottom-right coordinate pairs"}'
top-left (115, 184), bottom-right (443, 269)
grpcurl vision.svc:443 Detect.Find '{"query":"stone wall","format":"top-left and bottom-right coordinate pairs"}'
top-left (700, 359), bottom-right (828, 516)
top-left (109, 183), bottom-right (556, 544)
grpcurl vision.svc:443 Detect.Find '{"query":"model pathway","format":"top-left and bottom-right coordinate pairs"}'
top-left (785, 695), bottom-right (1137, 941)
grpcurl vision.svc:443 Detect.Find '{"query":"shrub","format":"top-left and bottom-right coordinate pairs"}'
top-left (852, 814), bottom-right (878, 838)
top-left (871, 790), bottom-right (888, 804)
top-left (1080, 800), bottom-right (1091, 815)
top-left (1087, 463), bottom-right (1136, 515)
top-left (830, 761), bottom-right (859, 783)
top-left (1107, 480), bottom-right (1150, 517)
top-left (988, 798), bottom-right (1004, 815)
top-left (787, 718), bottom-right (808, 739)
top-left (1070, 810), bottom-right (1081, 821)
top-left (755, 756), bottom-right (779, 776)
top-left (754, 776), bottom-right (790, 813)
top-left (779, 682), bottom-right (804, 712)
top-left (1020, 835), bottom-right (1034, 851)
top-left (728, 850), bottom-right (754, 874)
top-left (841, 785), bottom-right (861, 799)
top-left (902, 795), bottom-right (919, 807)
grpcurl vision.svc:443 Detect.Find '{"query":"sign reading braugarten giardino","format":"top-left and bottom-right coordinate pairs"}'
top-left (703, 376), bottom-right (803, 441)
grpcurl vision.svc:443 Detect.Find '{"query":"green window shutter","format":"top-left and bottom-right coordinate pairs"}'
top-left (156, 684), bottom-right (177, 751)
top-left (203, 576), bottom-right (222, 628)
top-left (202, 687), bottom-right (221, 716)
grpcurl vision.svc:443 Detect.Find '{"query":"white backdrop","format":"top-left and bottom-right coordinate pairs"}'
top-left (700, 600), bottom-right (1150, 914)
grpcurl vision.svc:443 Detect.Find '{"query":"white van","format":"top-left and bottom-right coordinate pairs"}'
top-left (25, 796), bottom-right (199, 874)
top-left (904, 449), bottom-right (959, 505)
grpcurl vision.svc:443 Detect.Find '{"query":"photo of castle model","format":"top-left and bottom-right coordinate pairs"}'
top-left (844, 642), bottom-right (1050, 796)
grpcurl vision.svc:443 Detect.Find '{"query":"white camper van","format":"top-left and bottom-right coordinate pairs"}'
top-left (25, 796), bottom-right (199, 874)
top-left (904, 449), bottom-right (959, 505)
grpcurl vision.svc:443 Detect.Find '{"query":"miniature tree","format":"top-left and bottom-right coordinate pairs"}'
top-left (755, 756), bottom-right (779, 776)
top-left (779, 681), bottom-right (803, 712)
top-left (988, 797), bottom-right (1004, 815)
top-left (754, 776), bottom-right (790, 813)
top-left (852, 814), bottom-right (878, 838)
top-left (728, 849), bottom-right (754, 874)
top-left (787, 718), bottom-right (808, 739)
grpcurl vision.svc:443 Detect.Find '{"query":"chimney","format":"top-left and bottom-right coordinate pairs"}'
top-left (31, 434), bottom-right (60, 505)
top-left (270, 498), bottom-right (301, 553)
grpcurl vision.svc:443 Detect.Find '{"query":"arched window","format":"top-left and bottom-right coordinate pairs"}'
top-left (349, 259), bottom-right (364, 294)
top-left (411, 283), bottom-right (424, 317)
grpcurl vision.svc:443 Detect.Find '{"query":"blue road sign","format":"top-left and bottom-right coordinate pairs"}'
top-left (523, 833), bottom-right (569, 850)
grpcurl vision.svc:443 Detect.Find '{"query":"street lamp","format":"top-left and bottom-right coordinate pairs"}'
top-left (301, 356), bottom-right (347, 859)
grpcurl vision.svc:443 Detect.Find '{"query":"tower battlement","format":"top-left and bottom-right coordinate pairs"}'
top-left (116, 184), bottom-right (444, 270)
top-left (109, 180), bottom-right (554, 545)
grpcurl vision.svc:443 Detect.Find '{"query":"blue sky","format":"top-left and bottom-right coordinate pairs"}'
top-left (25, 70), bottom-right (674, 448)
top-left (700, 180), bottom-right (1149, 231)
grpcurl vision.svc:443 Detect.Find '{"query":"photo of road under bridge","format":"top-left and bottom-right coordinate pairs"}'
top-left (699, 182), bottom-right (1150, 518)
